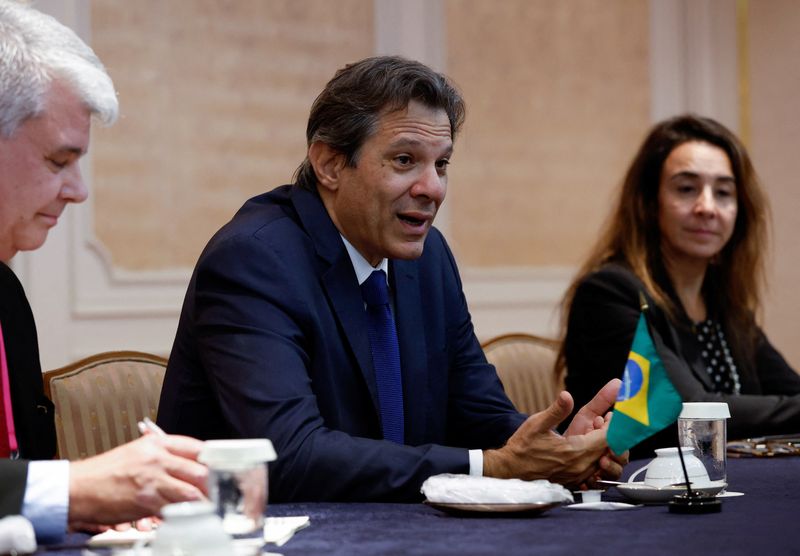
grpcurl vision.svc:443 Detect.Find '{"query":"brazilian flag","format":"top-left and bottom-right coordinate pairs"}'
top-left (607, 308), bottom-right (683, 455)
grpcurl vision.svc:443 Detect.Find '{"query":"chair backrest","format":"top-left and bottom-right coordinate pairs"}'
top-left (43, 350), bottom-right (168, 460)
top-left (481, 333), bottom-right (563, 415)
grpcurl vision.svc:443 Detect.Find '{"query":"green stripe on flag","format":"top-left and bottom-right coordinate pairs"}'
top-left (607, 311), bottom-right (683, 455)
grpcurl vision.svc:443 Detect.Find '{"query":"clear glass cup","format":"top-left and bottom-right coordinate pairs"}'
top-left (151, 501), bottom-right (234, 555)
top-left (678, 402), bottom-right (730, 492)
top-left (199, 439), bottom-right (277, 545)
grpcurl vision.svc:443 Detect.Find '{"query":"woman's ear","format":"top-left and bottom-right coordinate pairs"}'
top-left (308, 142), bottom-right (345, 192)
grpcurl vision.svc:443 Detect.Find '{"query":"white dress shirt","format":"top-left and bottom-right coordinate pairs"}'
top-left (22, 459), bottom-right (69, 542)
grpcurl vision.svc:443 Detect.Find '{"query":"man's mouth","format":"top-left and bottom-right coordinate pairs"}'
top-left (398, 213), bottom-right (427, 226)
top-left (37, 213), bottom-right (59, 226)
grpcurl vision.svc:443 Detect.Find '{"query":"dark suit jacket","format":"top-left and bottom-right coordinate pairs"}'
top-left (158, 185), bottom-right (525, 502)
top-left (0, 459), bottom-right (28, 518)
top-left (0, 263), bottom-right (56, 460)
top-left (564, 263), bottom-right (800, 459)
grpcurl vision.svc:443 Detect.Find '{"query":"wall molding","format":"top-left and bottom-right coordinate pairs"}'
top-left (461, 266), bottom-right (574, 341)
top-left (19, 0), bottom-right (741, 369)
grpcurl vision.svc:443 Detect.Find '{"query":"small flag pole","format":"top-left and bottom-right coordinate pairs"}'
top-left (637, 292), bottom-right (721, 513)
top-left (641, 291), bottom-right (696, 494)
top-left (675, 439), bottom-right (695, 497)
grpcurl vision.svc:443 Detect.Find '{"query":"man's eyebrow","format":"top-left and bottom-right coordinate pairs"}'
top-left (53, 146), bottom-right (86, 157)
top-left (388, 138), bottom-right (423, 149)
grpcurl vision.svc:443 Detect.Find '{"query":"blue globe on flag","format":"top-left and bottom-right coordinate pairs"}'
top-left (618, 358), bottom-right (644, 401)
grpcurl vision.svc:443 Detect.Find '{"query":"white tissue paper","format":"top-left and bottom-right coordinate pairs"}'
top-left (0, 515), bottom-right (37, 554)
top-left (421, 474), bottom-right (574, 504)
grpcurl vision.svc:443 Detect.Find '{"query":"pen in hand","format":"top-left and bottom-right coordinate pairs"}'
top-left (137, 416), bottom-right (167, 437)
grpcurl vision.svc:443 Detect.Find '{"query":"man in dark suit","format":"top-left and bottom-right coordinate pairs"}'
top-left (0, 0), bottom-right (207, 543)
top-left (0, 262), bottom-right (56, 461)
top-left (159, 56), bottom-right (624, 502)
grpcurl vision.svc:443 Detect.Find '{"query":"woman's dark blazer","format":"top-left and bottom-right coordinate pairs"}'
top-left (564, 263), bottom-right (800, 459)
top-left (0, 262), bottom-right (56, 460)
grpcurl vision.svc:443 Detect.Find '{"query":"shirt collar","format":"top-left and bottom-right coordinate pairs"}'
top-left (340, 235), bottom-right (389, 286)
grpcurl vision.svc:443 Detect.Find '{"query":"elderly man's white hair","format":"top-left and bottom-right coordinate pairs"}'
top-left (0, 0), bottom-right (118, 138)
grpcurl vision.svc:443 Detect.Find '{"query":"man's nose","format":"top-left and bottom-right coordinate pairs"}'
top-left (61, 163), bottom-right (88, 203)
top-left (411, 164), bottom-right (446, 203)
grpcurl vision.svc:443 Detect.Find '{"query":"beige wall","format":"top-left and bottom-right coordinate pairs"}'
top-left (445, 0), bottom-right (650, 266)
top-left (89, 0), bottom-right (650, 272)
top-left (21, 0), bottom-right (799, 369)
top-left (748, 1), bottom-right (800, 367)
top-left (90, 0), bottom-right (374, 270)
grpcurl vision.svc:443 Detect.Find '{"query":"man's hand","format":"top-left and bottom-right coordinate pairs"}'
top-left (564, 378), bottom-right (620, 436)
top-left (68, 434), bottom-right (208, 526)
top-left (564, 378), bottom-right (628, 482)
top-left (483, 391), bottom-right (608, 488)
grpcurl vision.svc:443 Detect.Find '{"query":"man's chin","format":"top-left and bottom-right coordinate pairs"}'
top-left (17, 233), bottom-right (49, 254)
top-left (390, 241), bottom-right (427, 261)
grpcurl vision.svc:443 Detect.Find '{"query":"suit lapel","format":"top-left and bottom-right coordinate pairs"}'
top-left (391, 259), bottom-right (428, 445)
top-left (290, 187), bottom-right (380, 415)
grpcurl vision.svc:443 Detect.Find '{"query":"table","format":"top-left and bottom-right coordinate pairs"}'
top-left (40, 457), bottom-right (797, 555)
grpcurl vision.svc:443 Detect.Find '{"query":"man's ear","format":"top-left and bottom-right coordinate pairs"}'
top-left (308, 141), bottom-right (346, 192)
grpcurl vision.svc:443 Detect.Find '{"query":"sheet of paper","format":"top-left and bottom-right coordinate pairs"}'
top-left (263, 515), bottom-right (310, 546)
top-left (88, 528), bottom-right (155, 547)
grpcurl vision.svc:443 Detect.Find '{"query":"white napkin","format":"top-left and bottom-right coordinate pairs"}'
top-left (263, 515), bottom-right (310, 546)
top-left (0, 515), bottom-right (36, 554)
top-left (421, 473), bottom-right (574, 504)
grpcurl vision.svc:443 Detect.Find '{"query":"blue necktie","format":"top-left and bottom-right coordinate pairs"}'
top-left (361, 270), bottom-right (404, 444)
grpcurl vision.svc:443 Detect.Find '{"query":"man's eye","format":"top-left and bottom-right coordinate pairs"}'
top-left (47, 158), bottom-right (68, 169)
top-left (395, 155), bottom-right (412, 165)
top-left (435, 159), bottom-right (450, 170)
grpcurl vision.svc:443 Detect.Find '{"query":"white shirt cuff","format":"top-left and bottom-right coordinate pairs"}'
top-left (468, 449), bottom-right (484, 476)
top-left (22, 460), bottom-right (69, 543)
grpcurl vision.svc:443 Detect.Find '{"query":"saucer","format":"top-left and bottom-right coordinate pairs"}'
top-left (615, 481), bottom-right (726, 503)
top-left (424, 500), bottom-right (562, 516)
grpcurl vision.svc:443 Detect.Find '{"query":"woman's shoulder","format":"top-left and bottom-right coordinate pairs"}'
top-left (574, 262), bottom-right (645, 301)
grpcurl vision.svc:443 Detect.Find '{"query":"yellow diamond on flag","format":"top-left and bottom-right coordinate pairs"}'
top-left (615, 351), bottom-right (651, 426)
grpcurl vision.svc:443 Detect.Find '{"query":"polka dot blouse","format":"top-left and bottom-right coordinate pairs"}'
top-left (695, 319), bottom-right (741, 394)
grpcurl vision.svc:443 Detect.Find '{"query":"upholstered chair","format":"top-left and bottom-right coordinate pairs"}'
top-left (481, 333), bottom-right (563, 415)
top-left (44, 351), bottom-right (167, 460)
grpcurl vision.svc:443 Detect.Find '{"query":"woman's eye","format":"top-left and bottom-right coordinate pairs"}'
top-left (435, 159), bottom-right (450, 170)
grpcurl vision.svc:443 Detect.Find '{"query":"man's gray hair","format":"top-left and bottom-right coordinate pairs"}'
top-left (0, 0), bottom-right (118, 138)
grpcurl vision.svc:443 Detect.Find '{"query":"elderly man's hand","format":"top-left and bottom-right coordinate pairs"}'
top-left (67, 434), bottom-right (208, 527)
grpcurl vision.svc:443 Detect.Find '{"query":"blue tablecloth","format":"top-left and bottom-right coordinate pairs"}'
top-left (41, 457), bottom-right (797, 555)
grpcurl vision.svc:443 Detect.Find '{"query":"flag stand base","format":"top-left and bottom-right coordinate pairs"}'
top-left (668, 492), bottom-right (722, 514)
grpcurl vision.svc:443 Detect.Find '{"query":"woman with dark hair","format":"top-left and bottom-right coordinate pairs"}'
top-left (558, 114), bottom-right (800, 459)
